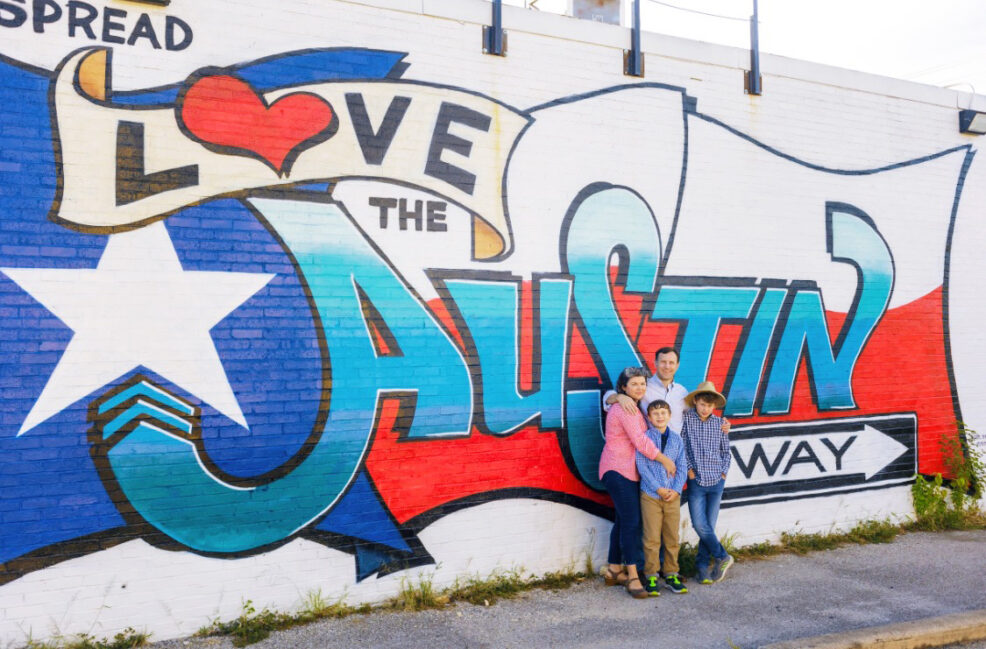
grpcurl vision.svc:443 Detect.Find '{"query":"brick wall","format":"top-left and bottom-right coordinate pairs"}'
top-left (0, 0), bottom-right (983, 642)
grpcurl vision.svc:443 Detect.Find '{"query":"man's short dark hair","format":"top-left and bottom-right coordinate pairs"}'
top-left (655, 347), bottom-right (680, 362)
top-left (647, 399), bottom-right (671, 415)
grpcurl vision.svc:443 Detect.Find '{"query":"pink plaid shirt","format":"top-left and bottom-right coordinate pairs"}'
top-left (598, 405), bottom-right (659, 482)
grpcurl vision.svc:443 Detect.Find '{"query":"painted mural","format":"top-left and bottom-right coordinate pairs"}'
top-left (0, 2), bottom-right (977, 637)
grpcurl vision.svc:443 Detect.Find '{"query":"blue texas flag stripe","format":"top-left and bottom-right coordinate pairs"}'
top-left (0, 48), bottom-right (412, 576)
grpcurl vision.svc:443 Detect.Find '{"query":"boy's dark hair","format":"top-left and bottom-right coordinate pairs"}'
top-left (615, 366), bottom-right (651, 395)
top-left (647, 399), bottom-right (671, 415)
top-left (654, 347), bottom-right (680, 362)
top-left (694, 392), bottom-right (719, 405)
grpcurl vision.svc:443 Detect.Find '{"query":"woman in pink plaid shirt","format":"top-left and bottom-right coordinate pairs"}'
top-left (599, 366), bottom-right (678, 599)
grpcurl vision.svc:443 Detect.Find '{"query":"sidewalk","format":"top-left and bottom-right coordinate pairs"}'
top-left (153, 529), bottom-right (986, 649)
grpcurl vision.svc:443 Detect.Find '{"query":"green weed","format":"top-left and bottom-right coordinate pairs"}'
top-left (911, 425), bottom-right (986, 531)
top-left (297, 589), bottom-right (359, 621)
top-left (196, 593), bottom-right (366, 648)
top-left (677, 541), bottom-right (698, 576)
top-left (677, 518), bottom-right (901, 575)
top-left (387, 574), bottom-right (449, 611)
top-left (582, 534), bottom-right (597, 576)
top-left (732, 540), bottom-right (779, 560)
top-left (528, 569), bottom-right (588, 592)
top-left (844, 519), bottom-right (900, 544)
top-left (776, 519), bottom-right (900, 555)
top-left (779, 529), bottom-right (844, 554)
top-left (198, 600), bottom-right (280, 647)
top-left (22, 637), bottom-right (58, 649)
top-left (193, 565), bottom-right (589, 646)
top-left (24, 628), bottom-right (150, 649)
top-left (385, 566), bottom-right (590, 611)
top-left (449, 570), bottom-right (526, 606)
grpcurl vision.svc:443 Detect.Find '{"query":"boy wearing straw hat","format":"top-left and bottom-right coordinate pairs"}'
top-left (681, 381), bottom-right (734, 585)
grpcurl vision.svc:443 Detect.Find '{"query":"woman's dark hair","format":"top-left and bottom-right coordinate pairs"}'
top-left (615, 366), bottom-right (651, 395)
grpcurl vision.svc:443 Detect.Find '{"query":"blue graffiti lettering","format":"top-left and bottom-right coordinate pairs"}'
top-left (648, 285), bottom-right (759, 390)
top-left (561, 186), bottom-right (659, 490)
top-left (443, 277), bottom-right (572, 434)
top-left (256, 197), bottom-right (473, 441)
top-left (562, 186), bottom-right (661, 383)
top-left (100, 197), bottom-right (473, 552)
top-left (762, 204), bottom-right (893, 413)
top-left (725, 287), bottom-right (786, 416)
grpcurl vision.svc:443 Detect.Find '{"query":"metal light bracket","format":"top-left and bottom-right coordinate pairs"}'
top-left (624, 0), bottom-right (644, 77)
top-left (746, 0), bottom-right (762, 95)
top-left (959, 109), bottom-right (986, 135)
top-left (483, 0), bottom-right (507, 56)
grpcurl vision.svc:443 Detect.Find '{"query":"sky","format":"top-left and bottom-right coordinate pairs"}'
top-left (503, 0), bottom-right (986, 97)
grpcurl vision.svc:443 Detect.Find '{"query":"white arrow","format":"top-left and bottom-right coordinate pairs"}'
top-left (727, 424), bottom-right (909, 489)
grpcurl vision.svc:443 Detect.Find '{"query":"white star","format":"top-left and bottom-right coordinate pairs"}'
top-left (2, 221), bottom-right (274, 434)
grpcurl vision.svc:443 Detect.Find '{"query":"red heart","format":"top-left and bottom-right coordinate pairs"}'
top-left (178, 74), bottom-right (337, 176)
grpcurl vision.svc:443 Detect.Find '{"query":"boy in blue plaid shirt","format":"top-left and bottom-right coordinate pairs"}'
top-left (635, 400), bottom-right (689, 596)
top-left (681, 381), bottom-right (734, 585)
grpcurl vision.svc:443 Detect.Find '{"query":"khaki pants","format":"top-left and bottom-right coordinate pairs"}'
top-left (640, 491), bottom-right (681, 576)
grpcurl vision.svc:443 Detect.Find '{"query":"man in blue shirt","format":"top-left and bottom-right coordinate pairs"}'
top-left (604, 346), bottom-right (729, 435)
top-left (605, 347), bottom-right (689, 431)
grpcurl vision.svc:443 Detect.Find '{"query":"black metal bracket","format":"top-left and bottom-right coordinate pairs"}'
top-left (483, 0), bottom-right (507, 56)
top-left (624, 0), bottom-right (644, 77)
top-left (746, 0), bottom-right (762, 95)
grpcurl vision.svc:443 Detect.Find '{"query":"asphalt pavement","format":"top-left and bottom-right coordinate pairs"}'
top-left (152, 529), bottom-right (986, 649)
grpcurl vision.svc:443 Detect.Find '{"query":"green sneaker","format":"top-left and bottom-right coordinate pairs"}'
top-left (712, 555), bottom-right (735, 582)
top-left (664, 573), bottom-right (688, 594)
top-left (644, 574), bottom-right (662, 597)
top-left (696, 566), bottom-right (713, 585)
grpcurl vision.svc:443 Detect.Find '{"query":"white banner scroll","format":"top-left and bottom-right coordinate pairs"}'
top-left (49, 49), bottom-right (531, 259)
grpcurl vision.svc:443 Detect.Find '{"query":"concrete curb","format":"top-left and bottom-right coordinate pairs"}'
top-left (759, 608), bottom-right (986, 649)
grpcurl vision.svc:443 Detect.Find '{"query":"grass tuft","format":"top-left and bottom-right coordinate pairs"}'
top-left (529, 569), bottom-right (588, 592)
top-left (24, 628), bottom-right (150, 649)
top-left (448, 570), bottom-right (526, 606)
top-left (385, 566), bottom-right (589, 611)
top-left (386, 574), bottom-right (450, 611)
top-left (196, 593), bottom-right (366, 648)
top-left (733, 540), bottom-right (778, 559)
top-left (845, 519), bottom-right (901, 544)
top-left (778, 530), bottom-right (843, 555)
top-left (679, 518), bottom-right (905, 576)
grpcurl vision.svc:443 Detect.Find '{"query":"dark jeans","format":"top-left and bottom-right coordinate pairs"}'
top-left (602, 470), bottom-right (643, 571)
top-left (686, 477), bottom-right (728, 577)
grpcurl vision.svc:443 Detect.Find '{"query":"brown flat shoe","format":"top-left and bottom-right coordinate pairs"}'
top-left (603, 567), bottom-right (628, 586)
top-left (626, 576), bottom-right (648, 599)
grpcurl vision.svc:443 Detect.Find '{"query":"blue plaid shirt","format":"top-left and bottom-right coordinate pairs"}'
top-left (636, 426), bottom-right (688, 498)
top-left (681, 408), bottom-right (730, 487)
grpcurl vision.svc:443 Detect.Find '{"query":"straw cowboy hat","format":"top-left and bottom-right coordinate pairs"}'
top-left (684, 381), bottom-right (726, 408)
